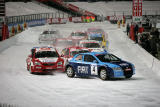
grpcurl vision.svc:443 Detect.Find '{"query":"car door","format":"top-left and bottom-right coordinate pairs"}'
top-left (72, 54), bottom-right (89, 76)
top-left (83, 54), bottom-right (98, 76)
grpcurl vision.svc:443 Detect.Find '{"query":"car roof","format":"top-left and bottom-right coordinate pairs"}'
top-left (79, 51), bottom-right (108, 56)
top-left (79, 40), bottom-right (100, 44)
top-left (71, 31), bottom-right (86, 33)
top-left (32, 46), bottom-right (56, 52)
top-left (67, 46), bottom-right (88, 50)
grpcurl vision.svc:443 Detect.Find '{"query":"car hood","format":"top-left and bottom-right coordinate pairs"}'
top-left (101, 60), bottom-right (131, 68)
top-left (90, 48), bottom-right (104, 52)
top-left (72, 36), bottom-right (85, 40)
top-left (37, 58), bottom-right (58, 63)
top-left (109, 61), bottom-right (131, 68)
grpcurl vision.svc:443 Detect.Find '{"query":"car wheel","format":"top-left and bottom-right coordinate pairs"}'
top-left (66, 66), bottom-right (75, 78)
top-left (99, 69), bottom-right (108, 80)
top-left (125, 75), bottom-right (132, 78)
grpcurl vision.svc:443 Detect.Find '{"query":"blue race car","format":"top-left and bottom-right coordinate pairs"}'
top-left (65, 52), bottom-right (135, 80)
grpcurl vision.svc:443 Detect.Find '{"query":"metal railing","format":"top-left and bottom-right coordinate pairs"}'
top-left (6, 12), bottom-right (69, 25)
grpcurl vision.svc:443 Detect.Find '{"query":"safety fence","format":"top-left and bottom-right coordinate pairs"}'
top-left (0, 12), bottom-right (96, 41)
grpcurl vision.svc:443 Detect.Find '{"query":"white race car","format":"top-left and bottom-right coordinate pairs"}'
top-left (39, 30), bottom-right (60, 44)
top-left (79, 40), bottom-right (105, 52)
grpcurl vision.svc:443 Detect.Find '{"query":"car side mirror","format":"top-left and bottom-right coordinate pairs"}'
top-left (93, 60), bottom-right (98, 63)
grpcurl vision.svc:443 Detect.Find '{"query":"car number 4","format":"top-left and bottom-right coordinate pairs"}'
top-left (91, 64), bottom-right (98, 75)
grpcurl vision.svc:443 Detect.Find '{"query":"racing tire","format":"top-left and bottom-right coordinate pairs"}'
top-left (125, 75), bottom-right (132, 79)
top-left (66, 66), bottom-right (75, 78)
top-left (99, 69), bottom-right (108, 80)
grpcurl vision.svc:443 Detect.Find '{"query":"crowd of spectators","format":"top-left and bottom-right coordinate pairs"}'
top-left (138, 28), bottom-right (160, 57)
top-left (126, 21), bottom-right (160, 58)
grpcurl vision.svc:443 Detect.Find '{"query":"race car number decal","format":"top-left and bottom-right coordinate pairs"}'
top-left (91, 64), bottom-right (98, 75)
top-left (77, 66), bottom-right (88, 74)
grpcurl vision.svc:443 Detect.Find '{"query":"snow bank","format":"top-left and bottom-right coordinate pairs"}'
top-left (120, 29), bottom-right (160, 77)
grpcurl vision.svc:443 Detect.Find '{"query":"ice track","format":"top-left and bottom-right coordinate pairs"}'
top-left (0, 22), bottom-right (160, 107)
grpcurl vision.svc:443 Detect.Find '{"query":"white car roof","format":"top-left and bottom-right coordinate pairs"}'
top-left (79, 40), bottom-right (100, 44)
top-left (34, 46), bottom-right (56, 52)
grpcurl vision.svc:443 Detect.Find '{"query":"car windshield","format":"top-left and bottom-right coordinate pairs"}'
top-left (90, 37), bottom-right (103, 41)
top-left (35, 51), bottom-right (58, 58)
top-left (42, 31), bottom-right (57, 34)
top-left (82, 43), bottom-right (100, 48)
top-left (71, 50), bottom-right (89, 56)
top-left (71, 32), bottom-right (86, 36)
top-left (96, 54), bottom-right (121, 62)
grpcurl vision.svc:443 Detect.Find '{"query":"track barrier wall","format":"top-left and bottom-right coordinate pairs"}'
top-left (1, 12), bottom-right (97, 42)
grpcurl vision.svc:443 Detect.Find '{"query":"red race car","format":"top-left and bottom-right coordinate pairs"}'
top-left (26, 46), bottom-right (64, 74)
top-left (61, 46), bottom-right (91, 65)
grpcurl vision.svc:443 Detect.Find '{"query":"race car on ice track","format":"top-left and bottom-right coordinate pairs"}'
top-left (61, 46), bottom-right (91, 65)
top-left (69, 31), bottom-right (88, 45)
top-left (79, 40), bottom-right (105, 52)
top-left (65, 52), bottom-right (135, 80)
top-left (39, 30), bottom-right (60, 44)
top-left (87, 28), bottom-right (108, 49)
top-left (26, 46), bottom-right (64, 74)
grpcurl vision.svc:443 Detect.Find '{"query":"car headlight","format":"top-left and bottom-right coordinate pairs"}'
top-left (35, 62), bottom-right (41, 65)
top-left (112, 67), bottom-right (121, 71)
top-left (57, 61), bottom-right (63, 66)
top-left (131, 64), bottom-right (135, 71)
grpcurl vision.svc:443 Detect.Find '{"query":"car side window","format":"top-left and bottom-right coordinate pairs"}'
top-left (84, 55), bottom-right (96, 62)
top-left (104, 54), bottom-right (111, 62)
top-left (75, 55), bottom-right (83, 61)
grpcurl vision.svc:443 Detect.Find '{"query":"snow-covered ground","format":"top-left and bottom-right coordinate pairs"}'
top-left (1, 1), bottom-right (160, 107)
top-left (1, 21), bottom-right (160, 107)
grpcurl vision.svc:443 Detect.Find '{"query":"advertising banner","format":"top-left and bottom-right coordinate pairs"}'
top-left (72, 17), bottom-right (82, 23)
top-left (132, 0), bottom-right (143, 22)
